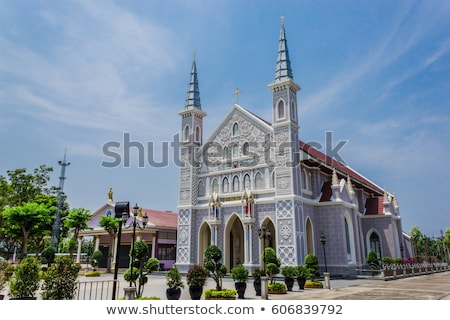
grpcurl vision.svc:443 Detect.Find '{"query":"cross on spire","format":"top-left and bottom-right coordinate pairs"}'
top-left (234, 88), bottom-right (242, 104)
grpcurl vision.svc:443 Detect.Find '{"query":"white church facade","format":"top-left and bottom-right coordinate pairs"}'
top-left (175, 19), bottom-right (412, 276)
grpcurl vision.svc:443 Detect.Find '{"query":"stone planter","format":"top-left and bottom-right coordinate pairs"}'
top-left (189, 285), bottom-right (203, 300)
top-left (166, 288), bottom-right (181, 300)
top-left (235, 282), bottom-right (247, 299)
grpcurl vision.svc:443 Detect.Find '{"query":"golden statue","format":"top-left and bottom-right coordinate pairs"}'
top-left (108, 188), bottom-right (113, 202)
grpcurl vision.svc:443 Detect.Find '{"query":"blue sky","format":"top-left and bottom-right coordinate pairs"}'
top-left (0, 0), bottom-right (449, 236)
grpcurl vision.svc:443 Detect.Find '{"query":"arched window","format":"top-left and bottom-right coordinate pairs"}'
top-left (198, 180), bottom-right (205, 197)
top-left (301, 168), bottom-right (311, 190)
top-left (183, 125), bottom-right (190, 142)
top-left (254, 172), bottom-right (264, 189)
top-left (211, 178), bottom-right (219, 193)
top-left (345, 219), bottom-right (351, 261)
top-left (232, 123), bottom-right (239, 136)
top-left (242, 142), bottom-right (249, 156)
top-left (290, 101), bottom-right (296, 120)
top-left (195, 126), bottom-right (201, 143)
top-left (277, 100), bottom-right (285, 119)
top-left (222, 177), bottom-right (229, 193)
top-left (233, 176), bottom-right (239, 192)
top-left (232, 144), bottom-right (239, 157)
top-left (243, 174), bottom-right (251, 190)
top-left (223, 146), bottom-right (229, 159)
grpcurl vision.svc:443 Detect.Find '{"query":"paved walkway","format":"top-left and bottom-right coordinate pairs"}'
top-left (77, 270), bottom-right (450, 300)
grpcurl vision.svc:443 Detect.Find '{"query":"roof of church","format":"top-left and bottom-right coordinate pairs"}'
top-left (299, 140), bottom-right (384, 195)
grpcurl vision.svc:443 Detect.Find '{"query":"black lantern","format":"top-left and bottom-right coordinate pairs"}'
top-left (320, 233), bottom-right (328, 273)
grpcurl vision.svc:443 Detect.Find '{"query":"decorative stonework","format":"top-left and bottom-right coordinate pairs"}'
top-left (280, 224), bottom-right (291, 240)
top-left (278, 246), bottom-right (295, 265)
top-left (177, 247), bottom-right (189, 263)
top-left (276, 200), bottom-right (293, 218)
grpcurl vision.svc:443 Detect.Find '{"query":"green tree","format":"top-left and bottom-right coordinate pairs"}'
top-left (1, 202), bottom-right (52, 256)
top-left (41, 256), bottom-right (81, 300)
top-left (98, 215), bottom-right (119, 273)
top-left (0, 165), bottom-right (64, 258)
top-left (123, 240), bottom-right (159, 298)
top-left (204, 244), bottom-right (227, 290)
top-left (64, 208), bottom-right (92, 257)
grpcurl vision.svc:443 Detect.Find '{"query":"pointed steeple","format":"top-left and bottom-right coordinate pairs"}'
top-left (184, 53), bottom-right (201, 110)
top-left (274, 16), bottom-right (294, 82)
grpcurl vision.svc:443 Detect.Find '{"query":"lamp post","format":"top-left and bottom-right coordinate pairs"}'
top-left (258, 224), bottom-right (271, 300)
top-left (320, 233), bottom-right (328, 272)
top-left (258, 224), bottom-right (271, 274)
top-left (112, 201), bottom-right (130, 300)
top-left (122, 204), bottom-right (148, 291)
top-left (320, 233), bottom-right (331, 289)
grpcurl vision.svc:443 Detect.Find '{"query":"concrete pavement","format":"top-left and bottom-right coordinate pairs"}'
top-left (77, 270), bottom-right (450, 300)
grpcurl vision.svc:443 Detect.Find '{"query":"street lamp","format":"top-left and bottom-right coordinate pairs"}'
top-left (122, 204), bottom-right (148, 288)
top-left (320, 233), bottom-right (328, 273)
top-left (112, 201), bottom-right (130, 300)
top-left (258, 224), bottom-right (271, 300)
top-left (258, 224), bottom-right (271, 274)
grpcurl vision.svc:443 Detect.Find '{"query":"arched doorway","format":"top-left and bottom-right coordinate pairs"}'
top-left (198, 222), bottom-right (211, 265)
top-left (305, 218), bottom-right (314, 255)
top-left (259, 217), bottom-right (276, 263)
top-left (367, 230), bottom-right (382, 261)
top-left (225, 214), bottom-right (244, 270)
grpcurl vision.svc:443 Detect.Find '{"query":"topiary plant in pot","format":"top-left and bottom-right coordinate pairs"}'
top-left (231, 264), bottom-right (249, 299)
top-left (295, 265), bottom-right (310, 290)
top-left (281, 265), bottom-right (296, 291)
top-left (166, 265), bottom-right (184, 300)
top-left (186, 264), bottom-right (207, 300)
top-left (251, 267), bottom-right (263, 296)
top-left (8, 256), bottom-right (41, 300)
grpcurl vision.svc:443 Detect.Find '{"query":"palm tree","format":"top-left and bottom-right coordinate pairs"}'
top-left (98, 216), bottom-right (119, 273)
top-left (64, 208), bottom-right (92, 257)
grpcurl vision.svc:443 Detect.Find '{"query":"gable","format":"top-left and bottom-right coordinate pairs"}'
top-left (198, 105), bottom-right (273, 173)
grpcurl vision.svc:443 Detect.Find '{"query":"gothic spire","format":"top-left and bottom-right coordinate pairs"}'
top-left (184, 53), bottom-right (201, 110)
top-left (274, 16), bottom-right (294, 82)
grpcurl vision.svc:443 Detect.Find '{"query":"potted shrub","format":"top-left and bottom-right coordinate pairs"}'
top-left (231, 264), bottom-right (249, 299)
top-left (8, 256), bottom-right (41, 300)
top-left (281, 265), bottom-right (296, 291)
top-left (295, 265), bottom-right (309, 290)
top-left (41, 256), bottom-right (81, 300)
top-left (186, 264), bottom-right (207, 300)
top-left (304, 254), bottom-right (320, 281)
top-left (166, 265), bottom-right (184, 300)
top-left (268, 282), bottom-right (287, 294)
top-left (251, 267), bottom-right (262, 296)
top-left (204, 245), bottom-right (227, 291)
top-left (204, 288), bottom-right (237, 300)
top-left (0, 259), bottom-right (14, 300)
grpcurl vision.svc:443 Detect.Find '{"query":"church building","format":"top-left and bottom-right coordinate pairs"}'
top-left (175, 19), bottom-right (412, 276)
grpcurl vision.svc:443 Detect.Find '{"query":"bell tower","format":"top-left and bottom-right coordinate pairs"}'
top-left (176, 54), bottom-right (206, 271)
top-left (268, 17), bottom-right (303, 265)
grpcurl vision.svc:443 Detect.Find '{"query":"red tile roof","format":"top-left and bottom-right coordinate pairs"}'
top-left (299, 140), bottom-right (384, 195)
top-left (140, 208), bottom-right (178, 229)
